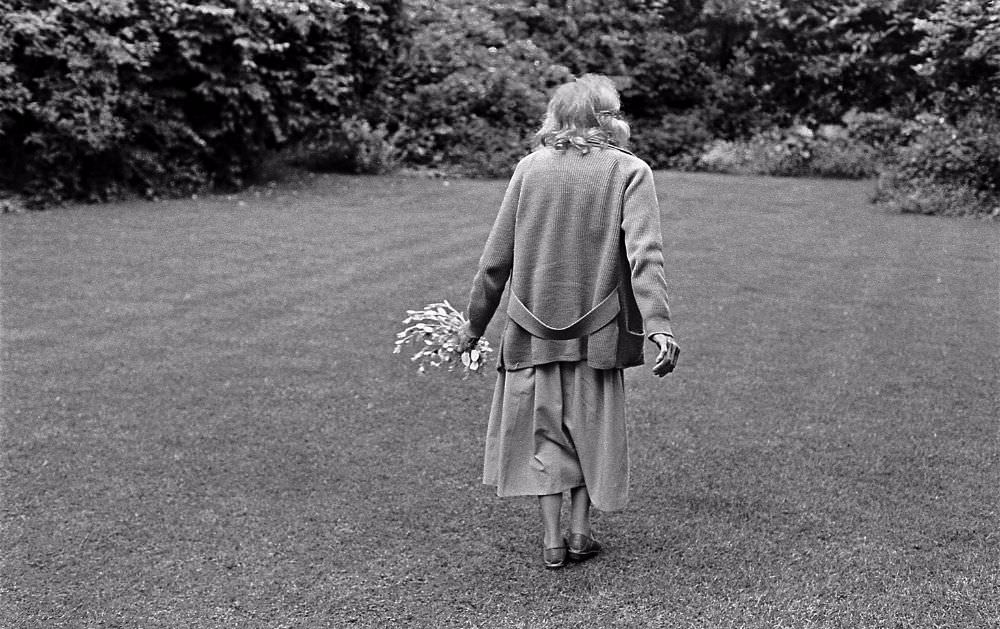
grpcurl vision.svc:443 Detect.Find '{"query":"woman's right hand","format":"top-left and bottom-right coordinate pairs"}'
top-left (651, 333), bottom-right (680, 377)
top-left (455, 322), bottom-right (480, 354)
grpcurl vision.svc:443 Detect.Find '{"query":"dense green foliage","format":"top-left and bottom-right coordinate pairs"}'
top-left (1, 0), bottom-right (996, 216)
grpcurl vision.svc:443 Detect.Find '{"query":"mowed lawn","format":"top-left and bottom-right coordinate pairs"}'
top-left (2, 171), bottom-right (998, 628)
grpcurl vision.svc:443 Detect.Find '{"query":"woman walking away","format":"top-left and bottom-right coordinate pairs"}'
top-left (456, 74), bottom-right (681, 570)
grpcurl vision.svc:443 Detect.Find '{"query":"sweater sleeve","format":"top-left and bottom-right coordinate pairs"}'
top-left (465, 167), bottom-right (521, 337)
top-left (621, 162), bottom-right (674, 340)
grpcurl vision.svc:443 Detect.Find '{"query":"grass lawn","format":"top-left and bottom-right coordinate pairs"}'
top-left (2, 171), bottom-right (998, 628)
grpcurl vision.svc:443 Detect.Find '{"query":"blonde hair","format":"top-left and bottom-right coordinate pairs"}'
top-left (534, 74), bottom-right (630, 152)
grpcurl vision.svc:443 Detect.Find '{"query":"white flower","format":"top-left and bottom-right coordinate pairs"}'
top-left (393, 300), bottom-right (493, 378)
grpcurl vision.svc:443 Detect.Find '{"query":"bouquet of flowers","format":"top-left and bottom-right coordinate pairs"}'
top-left (394, 300), bottom-right (493, 376)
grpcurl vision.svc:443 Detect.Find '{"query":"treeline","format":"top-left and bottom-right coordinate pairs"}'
top-left (1, 0), bottom-right (997, 216)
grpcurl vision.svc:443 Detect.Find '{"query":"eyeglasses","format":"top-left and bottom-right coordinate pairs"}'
top-left (596, 109), bottom-right (624, 120)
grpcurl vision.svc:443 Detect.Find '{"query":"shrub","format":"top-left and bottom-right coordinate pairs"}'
top-left (874, 176), bottom-right (1000, 218)
top-left (711, 0), bottom-right (938, 127)
top-left (380, 0), bottom-right (571, 177)
top-left (382, 0), bottom-right (724, 177)
top-left (493, 2), bottom-right (722, 137)
top-left (695, 124), bottom-right (879, 179)
top-left (695, 139), bottom-right (751, 175)
top-left (809, 132), bottom-right (882, 179)
top-left (898, 112), bottom-right (1000, 193)
top-left (2, 0), bottom-right (995, 217)
top-left (875, 111), bottom-right (1000, 218)
top-left (841, 109), bottom-right (908, 154)
top-left (0, 1), bottom-right (153, 204)
top-left (630, 112), bottom-right (714, 169)
top-left (912, 0), bottom-right (1000, 114)
top-left (0, 0), bottom-right (400, 206)
top-left (295, 116), bottom-right (401, 175)
top-left (864, 2), bottom-right (1000, 218)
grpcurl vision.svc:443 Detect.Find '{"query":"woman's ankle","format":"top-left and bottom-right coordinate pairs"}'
top-left (569, 486), bottom-right (591, 536)
top-left (539, 493), bottom-right (563, 548)
top-left (569, 523), bottom-right (591, 537)
top-left (543, 532), bottom-right (565, 549)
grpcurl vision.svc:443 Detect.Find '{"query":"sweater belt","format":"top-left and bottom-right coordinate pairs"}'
top-left (507, 287), bottom-right (620, 341)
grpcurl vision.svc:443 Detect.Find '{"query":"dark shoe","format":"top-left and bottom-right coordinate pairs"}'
top-left (543, 539), bottom-right (568, 569)
top-left (567, 533), bottom-right (602, 562)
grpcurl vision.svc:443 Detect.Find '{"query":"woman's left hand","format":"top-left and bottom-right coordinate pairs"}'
top-left (651, 333), bottom-right (680, 377)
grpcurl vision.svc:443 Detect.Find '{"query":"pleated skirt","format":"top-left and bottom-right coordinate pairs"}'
top-left (482, 360), bottom-right (629, 511)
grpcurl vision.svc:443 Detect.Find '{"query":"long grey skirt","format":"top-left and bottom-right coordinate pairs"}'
top-left (482, 360), bottom-right (629, 511)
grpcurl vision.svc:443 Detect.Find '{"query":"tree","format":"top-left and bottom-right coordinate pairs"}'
top-left (912, 0), bottom-right (1000, 113)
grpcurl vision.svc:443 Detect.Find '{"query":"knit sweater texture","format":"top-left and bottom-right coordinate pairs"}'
top-left (466, 145), bottom-right (674, 370)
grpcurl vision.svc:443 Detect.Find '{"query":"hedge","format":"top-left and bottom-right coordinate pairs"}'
top-left (0, 0), bottom-right (401, 205)
top-left (2, 0), bottom-right (997, 218)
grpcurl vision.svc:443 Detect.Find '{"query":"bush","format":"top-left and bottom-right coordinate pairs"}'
top-left (898, 112), bottom-right (1000, 193)
top-left (806, 143), bottom-right (880, 179)
top-left (710, 0), bottom-right (937, 127)
top-left (695, 124), bottom-right (879, 179)
top-left (863, 2), bottom-right (1000, 218)
top-left (875, 111), bottom-right (1000, 218)
top-left (2, 0), bottom-right (995, 217)
top-left (380, 0), bottom-right (721, 177)
top-left (493, 2), bottom-right (723, 137)
top-left (630, 112), bottom-right (714, 170)
top-left (874, 176), bottom-right (1000, 218)
top-left (379, 0), bottom-right (570, 178)
top-left (0, 0), bottom-right (400, 206)
top-left (912, 0), bottom-right (1000, 115)
top-left (841, 109), bottom-right (908, 154)
top-left (1, 1), bottom-right (154, 204)
top-left (294, 116), bottom-right (400, 175)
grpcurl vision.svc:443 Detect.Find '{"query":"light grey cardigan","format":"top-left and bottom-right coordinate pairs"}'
top-left (466, 145), bottom-right (674, 370)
